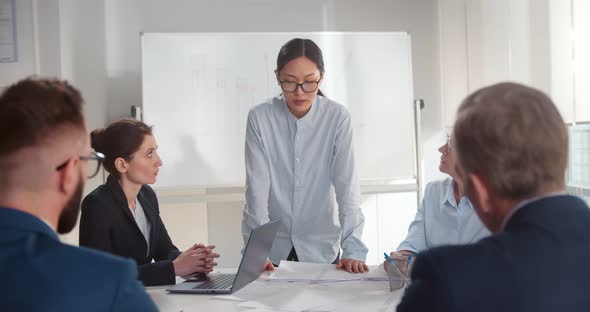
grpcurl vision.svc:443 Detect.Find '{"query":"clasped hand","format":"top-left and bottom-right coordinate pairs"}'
top-left (173, 243), bottom-right (220, 277)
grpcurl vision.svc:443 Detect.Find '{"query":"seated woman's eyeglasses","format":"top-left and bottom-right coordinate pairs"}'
top-left (56, 151), bottom-right (105, 179)
top-left (446, 134), bottom-right (454, 149)
top-left (279, 79), bottom-right (321, 93)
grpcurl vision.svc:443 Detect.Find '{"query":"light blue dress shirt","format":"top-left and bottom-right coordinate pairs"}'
top-left (397, 178), bottom-right (490, 253)
top-left (242, 95), bottom-right (368, 264)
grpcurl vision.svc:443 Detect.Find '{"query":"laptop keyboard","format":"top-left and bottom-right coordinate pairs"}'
top-left (192, 274), bottom-right (235, 290)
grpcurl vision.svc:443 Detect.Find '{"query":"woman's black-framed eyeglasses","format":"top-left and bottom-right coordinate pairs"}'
top-left (278, 78), bottom-right (321, 93)
top-left (56, 151), bottom-right (105, 179)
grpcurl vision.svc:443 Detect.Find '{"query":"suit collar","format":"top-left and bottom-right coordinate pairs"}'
top-left (0, 207), bottom-right (58, 241)
top-left (105, 174), bottom-right (128, 205)
top-left (105, 174), bottom-right (156, 256)
top-left (503, 194), bottom-right (577, 231)
top-left (136, 190), bottom-right (155, 221)
top-left (105, 174), bottom-right (136, 226)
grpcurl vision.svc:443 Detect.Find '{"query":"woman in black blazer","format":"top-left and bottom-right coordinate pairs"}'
top-left (80, 119), bottom-right (219, 286)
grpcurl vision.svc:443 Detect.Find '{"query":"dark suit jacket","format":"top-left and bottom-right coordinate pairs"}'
top-left (397, 195), bottom-right (590, 312)
top-left (0, 207), bottom-right (157, 312)
top-left (80, 175), bottom-right (182, 286)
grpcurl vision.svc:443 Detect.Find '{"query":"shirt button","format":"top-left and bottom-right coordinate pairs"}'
top-left (296, 158), bottom-right (300, 162)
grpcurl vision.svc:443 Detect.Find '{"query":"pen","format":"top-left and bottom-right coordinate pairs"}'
top-left (384, 253), bottom-right (410, 285)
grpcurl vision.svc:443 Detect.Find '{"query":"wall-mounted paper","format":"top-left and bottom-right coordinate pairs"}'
top-left (0, 0), bottom-right (17, 63)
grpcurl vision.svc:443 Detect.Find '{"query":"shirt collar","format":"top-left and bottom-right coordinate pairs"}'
top-left (440, 178), bottom-right (458, 209)
top-left (281, 94), bottom-right (320, 126)
top-left (500, 191), bottom-right (568, 231)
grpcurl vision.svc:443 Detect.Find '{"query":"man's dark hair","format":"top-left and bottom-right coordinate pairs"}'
top-left (0, 77), bottom-right (85, 156)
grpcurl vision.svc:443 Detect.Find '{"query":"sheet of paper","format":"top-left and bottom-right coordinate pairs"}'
top-left (223, 279), bottom-right (309, 304)
top-left (238, 301), bottom-right (275, 309)
top-left (269, 260), bottom-right (388, 282)
top-left (328, 288), bottom-right (404, 312)
top-left (230, 282), bottom-right (347, 311)
top-left (210, 294), bottom-right (244, 302)
top-left (211, 264), bottom-right (401, 312)
top-left (0, 0), bottom-right (17, 62)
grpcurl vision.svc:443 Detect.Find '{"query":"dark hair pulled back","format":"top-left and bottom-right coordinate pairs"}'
top-left (91, 119), bottom-right (152, 177)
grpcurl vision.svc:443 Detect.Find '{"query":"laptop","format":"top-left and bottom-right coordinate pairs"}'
top-left (166, 219), bottom-right (280, 294)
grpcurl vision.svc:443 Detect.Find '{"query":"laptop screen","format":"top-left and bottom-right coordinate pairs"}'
top-left (231, 219), bottom-right (280, 293)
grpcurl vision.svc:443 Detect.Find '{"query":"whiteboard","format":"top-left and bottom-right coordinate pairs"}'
top-left (142, 32), bottom-right (415, 188)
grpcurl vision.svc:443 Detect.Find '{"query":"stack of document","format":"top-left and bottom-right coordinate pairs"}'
top-left (214, 262), bottom-right (401, 312)
top-left (268, 260), bottom-right (389, 283)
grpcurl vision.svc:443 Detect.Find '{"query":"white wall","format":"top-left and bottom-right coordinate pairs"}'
top-left (0, 0), bottom-right (35, 87)
top-left (43, 0), bottom-right (447, 195)
top-left (573, 0), bottom-right (590, 122)
top-left (437, 0), bottom-right (590, 126)
top-left (3, 0), bottom-right (447, 260)
top-left (1, 1), bottom-right (444, 137)
top-left (2, 0), bottom-right (588, 265)
top-left (549, 0), bottom-right (574, 123)
top-left (438, 0), bottom-right (552, 127)
top-left (3, 0), bottom-right (445, 184)
top-left (95, 0), bottom-right (442, 143)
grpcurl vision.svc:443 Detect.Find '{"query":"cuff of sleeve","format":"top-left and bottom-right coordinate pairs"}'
top-left (168, 250), bottom-right (182, 261)
top-left (341, 250), bottom-right (368, 262)
top-left (138, 260), bottom-right (176, 286)
top-left (396, 242), bottom-right (418, 254)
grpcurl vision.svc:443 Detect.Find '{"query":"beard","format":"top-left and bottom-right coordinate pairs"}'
top-left (57, 175), bottom-right (84, 234)
top-left (463, 175), bottom-right (498, 233)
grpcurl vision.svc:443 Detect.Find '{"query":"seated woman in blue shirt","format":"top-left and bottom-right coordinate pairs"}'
top-left (394, 135), bottom-right (490, 256)
top-left (80, 119), bottom-right (220, 286)
top-left (242, 38), bottom-right (368, 273)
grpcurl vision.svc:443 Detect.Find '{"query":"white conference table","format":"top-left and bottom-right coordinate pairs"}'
top-left (147, 268), bottom-right (405, 312)
top-left (146, 268), bottom-right (240, 312)
top-left (147, 286), bottom-right (242, 312)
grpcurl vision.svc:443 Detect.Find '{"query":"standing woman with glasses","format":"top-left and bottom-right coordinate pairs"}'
top-left (242, 38), bottom-right (368, 273)
top-left (80, 119), bottom-right (219, 286)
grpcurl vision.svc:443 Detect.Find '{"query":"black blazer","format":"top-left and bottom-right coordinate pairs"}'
top-left (397, 195), bottom-right (590, 312)
top-left (80, 175), bottom-right (181, 286)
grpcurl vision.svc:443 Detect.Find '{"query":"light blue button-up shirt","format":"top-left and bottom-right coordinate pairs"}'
top-left (242, 95), bottom-right (368, 264)
top-left (397, 178), bottom-right (490, 253)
